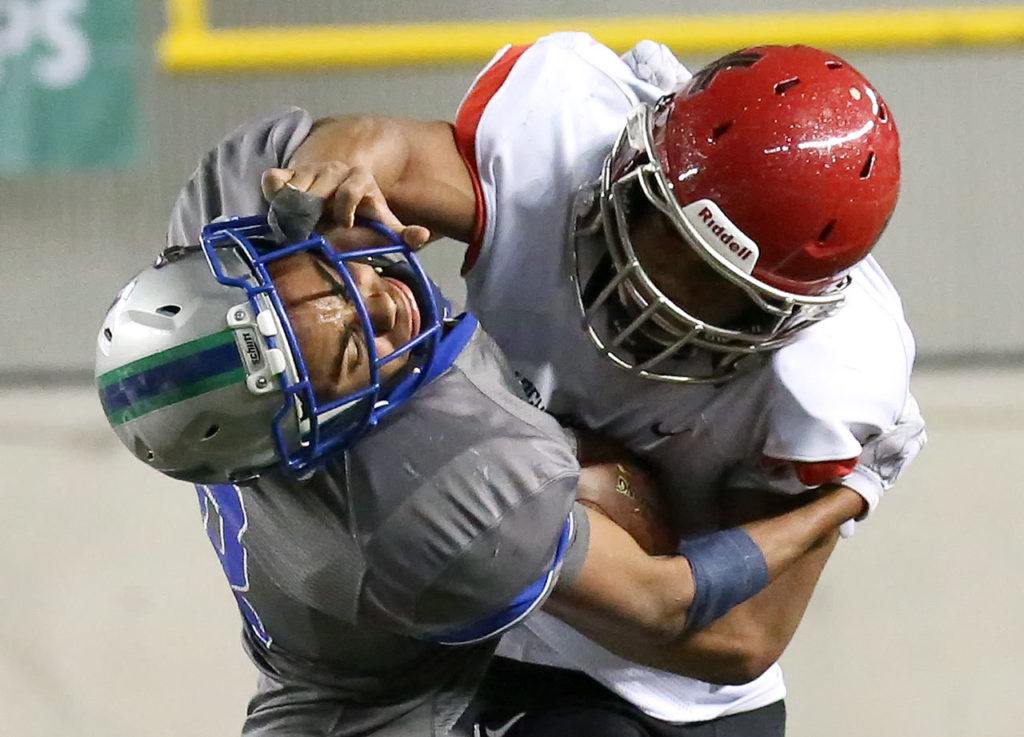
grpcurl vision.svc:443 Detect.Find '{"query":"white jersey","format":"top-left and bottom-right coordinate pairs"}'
top-left (454, 33), bottom-right (922, 723)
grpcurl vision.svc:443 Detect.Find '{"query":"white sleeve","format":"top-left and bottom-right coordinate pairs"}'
top-left (727, 259), bottom-right (924, 529)
top-left (453, 33), bottom-right (672, 276)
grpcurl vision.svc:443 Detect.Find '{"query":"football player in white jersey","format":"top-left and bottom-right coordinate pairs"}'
top-left (98, 104), bottom-right (892, 735)
top-left (257, 35), bottom-right (926, 736)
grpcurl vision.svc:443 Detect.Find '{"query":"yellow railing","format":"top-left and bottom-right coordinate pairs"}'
top-left (159, 1), bottom-right (1024, 72)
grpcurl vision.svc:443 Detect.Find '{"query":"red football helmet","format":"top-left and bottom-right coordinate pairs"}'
top-left (572, 45), bottom-right (900, 383)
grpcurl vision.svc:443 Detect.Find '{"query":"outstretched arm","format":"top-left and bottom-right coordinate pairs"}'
top-left (264, 115), bottom-right (475, 247)
top-left (659, 487), bottom-right (840, 684)
top-left (653, 526), bottom-right (838, 684)
top-left (544, 464), bottom-right (865, 684)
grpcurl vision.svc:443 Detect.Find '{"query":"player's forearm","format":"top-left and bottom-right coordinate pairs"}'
top-left (553, 528), bottom-right (839, 685)
top-left (547, 509), bottom-right (694, 643)
top-left (741, 485), bottom-right (864, 580)
top-left (646, 531), bottom-right (839, 684)
top-left (552, 488), bottom-right (860, 639)
top-left (634, 488), bottom-right (859, 683)
top-left (549, 489), bottom-right (861, 683)
top-left (290, 115), bottom-right (476, 241)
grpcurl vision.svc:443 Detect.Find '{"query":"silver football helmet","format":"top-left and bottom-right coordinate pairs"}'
top-left (96, 217), bottom-right (450, 483)
top-left (96, 241), bottom-right (291, 482)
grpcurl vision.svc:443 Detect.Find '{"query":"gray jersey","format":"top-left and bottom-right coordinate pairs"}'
top-left (172, 109), bottom-right (587, 734)
top-left (196, 325), bottom-right (585, 727)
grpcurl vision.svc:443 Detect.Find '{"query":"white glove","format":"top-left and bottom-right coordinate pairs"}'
top-left (621, 40), bottom-right (692, 91)
top-left (840, 394), bottom-right (927, 536)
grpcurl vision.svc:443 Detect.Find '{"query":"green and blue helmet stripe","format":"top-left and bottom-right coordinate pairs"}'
top-left (98, 330), bottom-right (245, 426)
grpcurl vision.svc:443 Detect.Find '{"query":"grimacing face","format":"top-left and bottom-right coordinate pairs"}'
top-left (269, 253), bottom-right (421, 400)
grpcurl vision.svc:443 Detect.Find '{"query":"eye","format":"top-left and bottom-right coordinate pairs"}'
top-left (333, 325), bottom-right (361, 384)
top-left (344, 326), bottom-right (366, 373)
top-left (345, 337), bottom-right (361, 371)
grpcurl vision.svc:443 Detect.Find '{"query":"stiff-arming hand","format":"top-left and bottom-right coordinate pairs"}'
top-left (261, 163), bottom-right (430, 250)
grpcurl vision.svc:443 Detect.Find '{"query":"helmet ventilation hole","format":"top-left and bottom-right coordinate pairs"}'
top-left (859, 152), bottom-right (876, 179)
top-left (818, 219), bottom-right (838, 243)
top-left (103, 328), bottom-right (113, 342)
top-left (201, 424), bottom-right (221, 441)
top-left (156, 304), bottom-right (181, 317)
top-left (825, 60), bottom-right (844, 70)
top-left (774, 77), bottom-right (800, 95)
top-left (877, 102), bottom-right (889, 123)
top-left (710, 121), bottom-right (733, 142)
top-left (134, 437), bottom-right (154, 462)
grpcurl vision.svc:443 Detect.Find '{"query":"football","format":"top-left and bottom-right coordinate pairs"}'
top-left (574, 432), bottom-right (678, 556)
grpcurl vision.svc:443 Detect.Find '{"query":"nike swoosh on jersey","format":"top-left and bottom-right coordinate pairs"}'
top-left (650, 422), bottom-right (694, 438)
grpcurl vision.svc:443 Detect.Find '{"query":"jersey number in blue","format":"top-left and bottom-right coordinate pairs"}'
top-left (196, 483), bottom-right (272, 647)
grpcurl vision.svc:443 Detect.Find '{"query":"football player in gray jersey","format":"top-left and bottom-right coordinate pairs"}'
top-left (95, 109), bottom-right (868, 737)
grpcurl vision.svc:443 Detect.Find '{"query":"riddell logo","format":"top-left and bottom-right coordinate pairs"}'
top-left (682, 199), bottom-right (759, 274)
top-left (697, 206), bottom-right (754, 261)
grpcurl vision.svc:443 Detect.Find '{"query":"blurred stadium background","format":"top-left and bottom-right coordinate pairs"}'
top-left (1, 1), bottom-right (1020, 735)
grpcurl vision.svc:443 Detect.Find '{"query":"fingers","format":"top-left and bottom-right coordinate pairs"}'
top-left (401, 225), bottom-right (431, 250)
top-left (320, 221), bottom-right (431, 253)
top-left (261, 168), bottom-right (295, 201)
top-left (319, 221), bottom-right (392, 251)
top-left (286, 162), bottom-right (351, 201)
top-left (265, 164), bottom-right (393, 228)
top-left (331, 168), bottom-right (396, 228)
top-left (260, 161), bottom-right (432, 250)
top-left (304, 162), bottom-right (358, 201)
top-left (262, 163), bottom-right (352, 204)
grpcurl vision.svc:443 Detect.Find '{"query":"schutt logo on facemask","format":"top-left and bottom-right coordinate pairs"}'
top-left (697, 206), bottom-right (754, 261)
top-left (241, 331), bottom-right (262, 366)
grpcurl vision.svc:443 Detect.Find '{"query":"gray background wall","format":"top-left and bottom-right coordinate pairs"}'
top-left (1, 0), bottom-right (1023, 378)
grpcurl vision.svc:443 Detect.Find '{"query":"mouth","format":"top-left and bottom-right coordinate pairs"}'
top-left (384, 277), bottom-right (421, 338)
